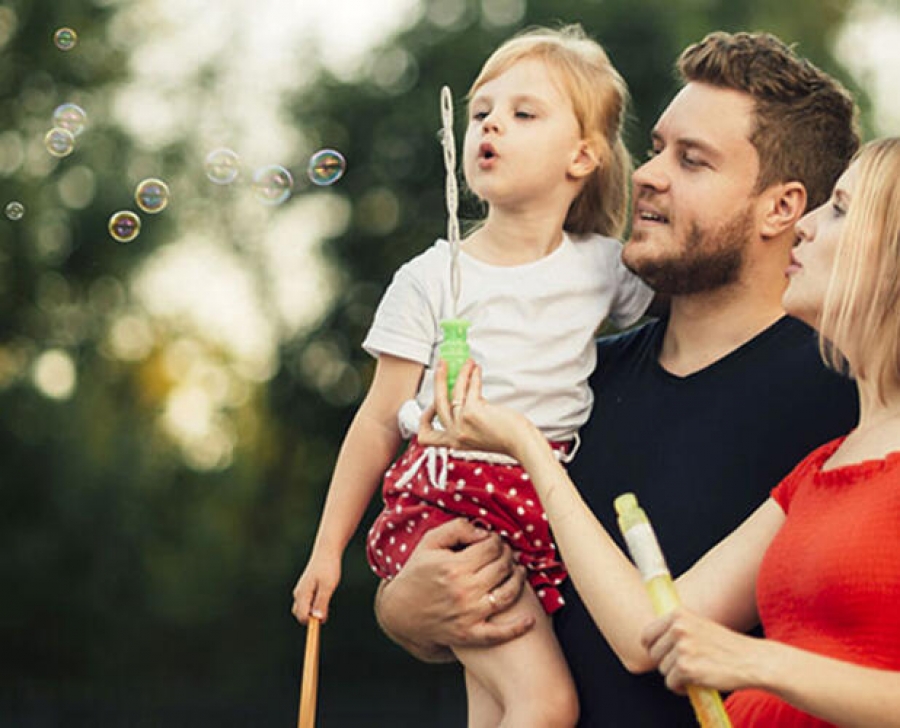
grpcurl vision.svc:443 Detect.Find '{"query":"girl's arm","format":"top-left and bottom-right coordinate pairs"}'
top-left (419, 360), bottom-right (781, 671)
top-left (291, 354), bottom-right (424, 624)
top-left (644, 609), bottom-right (900, 728)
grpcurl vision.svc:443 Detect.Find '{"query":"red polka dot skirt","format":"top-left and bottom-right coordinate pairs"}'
top-left (366, 438), bottom-right (569, 614)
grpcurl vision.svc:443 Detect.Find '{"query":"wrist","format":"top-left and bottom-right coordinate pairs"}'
top-left (746, 637), bottom-right (790, 693)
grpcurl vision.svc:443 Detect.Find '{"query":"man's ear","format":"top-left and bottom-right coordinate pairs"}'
top-left (759, 181), bottom-right (807, 240)
top-left (568, 141), bottom-right (599, 180)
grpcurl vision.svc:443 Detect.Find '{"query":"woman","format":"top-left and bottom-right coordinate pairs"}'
top-left (419, 137), bottom-right (900, 727)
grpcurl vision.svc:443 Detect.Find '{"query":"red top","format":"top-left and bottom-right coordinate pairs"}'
top-left (726, 437), bottom-right (900, 727)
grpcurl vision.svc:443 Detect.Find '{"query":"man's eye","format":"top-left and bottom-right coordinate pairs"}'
top-left (681, 153), bottom-right (704, 167)
top-left (645, 148), bottom-right (660, 159)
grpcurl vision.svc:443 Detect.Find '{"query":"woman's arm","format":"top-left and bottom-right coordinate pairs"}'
top-left (644, 608), bottom-right (900, 728)
top-left (420, 360), bottom-right (781, 671)
top-left (291, 354), bottom-right (423, 624)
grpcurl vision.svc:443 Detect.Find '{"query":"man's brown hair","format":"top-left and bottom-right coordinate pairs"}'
top-left (677, 31), bottom-right (859, 210)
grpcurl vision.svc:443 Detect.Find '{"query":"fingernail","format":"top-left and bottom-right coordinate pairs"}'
top-left (311, 609), bottom-right (324, 619)
top-left (473, 527), bottom-right (487, 537)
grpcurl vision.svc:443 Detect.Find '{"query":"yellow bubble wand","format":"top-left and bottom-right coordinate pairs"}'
top-left (615, 493), bottom-right (733, 728)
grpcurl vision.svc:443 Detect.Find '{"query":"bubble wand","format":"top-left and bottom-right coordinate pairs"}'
top-left (296, 615), bottom-right (321, 728)
top-left (614, 493), bottom-right (733, 728)
top-left (437, 86), bottom-right (471, 398)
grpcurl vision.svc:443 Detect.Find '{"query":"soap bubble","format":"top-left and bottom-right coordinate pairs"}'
top-left (307, 149), bottom-right (346, 186)
top-left (204, 148), bottom-right (240, 185)
top-left (4, 201), bottom-right (24, 221)
top-left (44, 127), bottom-right (76, 158)
top-left (135, 178), bottom-right (170, 214)
top-left (108, 211), bottom-right (141, 243)
top-left (53, 27), bottom-right (77, 51)
top-left (52, 103), bottom-right (87, 137)
top-left (251, 164), bottom-right (293, 205)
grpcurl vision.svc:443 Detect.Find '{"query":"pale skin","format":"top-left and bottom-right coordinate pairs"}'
top-left (294, 55), bottom-right (604, 727)
top-left (419, 158), bottom-right (900, 727)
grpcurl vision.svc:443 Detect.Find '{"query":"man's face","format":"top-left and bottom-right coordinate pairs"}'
top-left (623, 82), bottom-right (762, 295)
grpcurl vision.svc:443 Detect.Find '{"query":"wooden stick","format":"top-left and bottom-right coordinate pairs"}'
top-left (297, 617), bottom-right (321, 728)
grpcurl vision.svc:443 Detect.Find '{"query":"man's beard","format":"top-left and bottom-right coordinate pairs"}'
top-left (624, 205), bottom-right (753, 295)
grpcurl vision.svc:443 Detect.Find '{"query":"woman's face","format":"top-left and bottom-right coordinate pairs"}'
top-left (783, 161), bottom-right (859, 330)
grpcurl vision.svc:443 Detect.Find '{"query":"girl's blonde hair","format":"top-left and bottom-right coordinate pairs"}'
top-left (468, 24), bottom-right (631, 239)
top-left (819, 137), bottom-right (900, 401)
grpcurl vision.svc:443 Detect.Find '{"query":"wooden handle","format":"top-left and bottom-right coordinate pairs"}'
top-left (297, 617), bottom-right (321, 728)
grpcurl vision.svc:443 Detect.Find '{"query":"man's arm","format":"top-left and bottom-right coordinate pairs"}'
top-left (374, 518), bottom-right (534, 662)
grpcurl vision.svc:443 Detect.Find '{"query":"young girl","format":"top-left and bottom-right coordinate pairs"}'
top-left (291, 25), bottom-right (653, 727)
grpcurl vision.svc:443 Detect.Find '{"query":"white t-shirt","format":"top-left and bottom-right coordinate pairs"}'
top-left (362, 234), bottom-right (653, 441)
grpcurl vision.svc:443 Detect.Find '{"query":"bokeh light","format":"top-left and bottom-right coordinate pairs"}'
top-left (204, 148), bottom-right (240, 185)
top-left (4, 201), bottom-right (24, 221)
top-left (251, 164), bottom-right (293, 205)
top-left (53, 27), bottom-right (78, 51)
top-left (44, 127), bottom-right (76, 158)
top-left (52, 103), bottom-right (88, 137)
top-left (108, 210), bottom-right (142, 243)
top-left (307, 149), bottom-right (346, 186)
top-left (135, 178), bottom-right (170, 214)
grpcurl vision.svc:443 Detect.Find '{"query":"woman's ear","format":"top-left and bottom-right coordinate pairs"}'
top-left (568, 141), bottom-right (600, 180)
top-left (759, 181), bottom-right (807, 240)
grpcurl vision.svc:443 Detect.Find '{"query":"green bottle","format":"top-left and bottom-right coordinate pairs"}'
top-left (439, 318), bottom-right (471, 399)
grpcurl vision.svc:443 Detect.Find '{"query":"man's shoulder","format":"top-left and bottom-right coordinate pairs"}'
top-left (595, 318), bottom-right (662, 362)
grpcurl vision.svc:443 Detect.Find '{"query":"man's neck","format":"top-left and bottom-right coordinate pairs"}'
top-left (659, 283), bottom-right (786, 377)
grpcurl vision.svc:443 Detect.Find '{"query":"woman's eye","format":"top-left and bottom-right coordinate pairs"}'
top-left (831, 202), bottom-right (846, 217)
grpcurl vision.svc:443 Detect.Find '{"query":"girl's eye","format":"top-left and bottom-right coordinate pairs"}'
top-left (515, 111), bottom-right (535, 119)
top-left (471, 111), bottom-right (488, 121)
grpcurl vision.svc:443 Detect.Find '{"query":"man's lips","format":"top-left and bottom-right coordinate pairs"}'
top-left (633, 203), bottom-right (670, 225)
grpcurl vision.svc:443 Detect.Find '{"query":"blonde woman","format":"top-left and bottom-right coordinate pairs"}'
top-left (422, 137), bottom-right (900, 727)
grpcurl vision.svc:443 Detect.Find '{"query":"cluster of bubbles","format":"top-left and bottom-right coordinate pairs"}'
top-left (44, 102), bottom-right (87, 158)
top-left (202, 147), bottom-right (346, 205)
top-left (108, 178), bottom-right (171, 243)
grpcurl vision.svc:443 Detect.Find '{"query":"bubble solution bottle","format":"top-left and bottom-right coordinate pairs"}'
top-left (614, 493), bottom-right (733, 728)
top-left (439, 318), bottom-right (471, 398)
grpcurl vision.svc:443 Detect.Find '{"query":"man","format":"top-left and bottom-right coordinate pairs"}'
top-left (375, 31), bottom-right (860, 726)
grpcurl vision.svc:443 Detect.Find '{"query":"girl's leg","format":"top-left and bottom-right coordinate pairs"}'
top-left (464, 669), bottom-right (503, 728)
top-left (454, 585), bottom-right (579, 728)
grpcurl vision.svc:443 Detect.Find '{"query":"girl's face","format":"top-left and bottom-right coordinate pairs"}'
top-left (463, 58), bottom-right (594, 212)
top-left (783, 161), bottom-right (859, 329)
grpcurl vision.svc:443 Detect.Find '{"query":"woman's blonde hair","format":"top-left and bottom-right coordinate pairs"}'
top-left (467, 24), bottom-right (631, 239)
top-left (820, 137), bottom-right (900, 401)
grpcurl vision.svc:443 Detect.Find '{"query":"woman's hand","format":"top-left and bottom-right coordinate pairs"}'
top-left (642, 607), bottom-right (768, 694)
top-left (418, 359), bottom-right (532, 457)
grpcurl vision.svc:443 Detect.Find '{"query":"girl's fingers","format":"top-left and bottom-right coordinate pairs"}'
top-left (451, 359), bottom-right (476, 408)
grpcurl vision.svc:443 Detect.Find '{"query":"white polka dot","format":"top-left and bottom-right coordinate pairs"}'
top-left (424, 486), bottom-right (429, 494)
top-left (437, 499), bottom-right (445, 508)
top-left (541, 512), bottom-right (548, 521)
top-left (558, 597), bottom-right (565, 605)
top-left (479, 508), bottom-right (487, 516)
top-left (395, 504), bottom-right (402, 513)
top-left (525, 524), bottom-right (534, 533)
top-left (457, 479), bottom-right (466, 488)
top-left (448, 462), bottom-right (455, 470)
top-left (386, 556), bottom-right (392, 564)
top-left (387, 522), bottom-right (395, 529)
top-left (510, 488), bottom-right (517, 497)
top-left (538, 589), bottom-right (545, 598)
top-left (486, 483), bottom-right (494, 493)
top-left (500, 530), bottom-right (508, 537)
top-left (521, 473), bottom-right (530, 481)
top-left (422, 512), bottom-right (430, 519)
top-left (474, 467), bottom-right (483, 476)
top-left (535, 539), bottom-right (542, 548)
top-left (376, 549), bottom-right (383, 556)
top-left (389, 536), bottom-right (396, 545)
top-left (472, 497), bottom-right (480, 504)
top-left (512, 532), bottom-right (521, 540)
top-left (516, 506), bottom-right (525, 516)
top-left (400, 543), bottom-right (407, 552)
top-left (525, 499), bottom-right (534, 507)
top-left (454, 494), bottom-right (462, 502)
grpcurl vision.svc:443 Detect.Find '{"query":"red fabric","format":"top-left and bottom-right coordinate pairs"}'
top-left (726, 437), bottom-right (900, 727)
top-left (366, 438), bottom-right (568, 613)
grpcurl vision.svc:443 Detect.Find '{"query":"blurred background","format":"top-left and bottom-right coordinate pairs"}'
top-left (0, 0), bottom-right (896, 725)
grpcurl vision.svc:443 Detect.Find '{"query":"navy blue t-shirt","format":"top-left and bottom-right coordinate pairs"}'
top-left (554, 316), bottom-right (859, 727)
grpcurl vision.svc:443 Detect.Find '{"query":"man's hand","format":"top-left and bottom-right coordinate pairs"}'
top-left (375, 518), bottom-right (534, 662)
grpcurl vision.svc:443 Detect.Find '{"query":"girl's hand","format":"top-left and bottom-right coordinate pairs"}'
top-left (291, 552), bottom-right (341, 625)
top-left (641, 608), bottom-right (767, 694)
top-left (418, 359), bottom-right (530, 456)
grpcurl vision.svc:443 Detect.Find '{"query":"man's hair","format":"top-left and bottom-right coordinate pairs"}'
top-left (820, 138), bottom-right (900, 402)
top-left (470, 24), bottom-right (631, 238)
top-left (677, 31), bottom-right (859, 210)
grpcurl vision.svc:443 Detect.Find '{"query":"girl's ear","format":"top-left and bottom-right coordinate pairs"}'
top-left (569, 141), bottom-right (599, 180)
